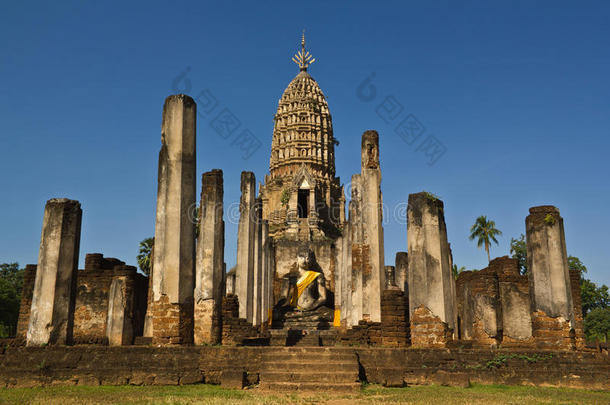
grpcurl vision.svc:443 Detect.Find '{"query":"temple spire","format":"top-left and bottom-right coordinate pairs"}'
top-left (292, 29), bottom-right (315, 71)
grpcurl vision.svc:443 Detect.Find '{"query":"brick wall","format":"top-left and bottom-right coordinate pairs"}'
top-left (150, 295), bottom-right (194, 345)
top-left (1, 346), bottom-right (605, 390)
top-left (457, 257), bottom-right (535, 348)
top-left (15, 265), bottom-right (37, 339)
top-left (569, 269), bottom-right (586, 349)
top-left (531, 310), bottom-right (574, 350)
top-left (494, 257), bottom-right (533, 345)
top-left (456, 268), bottom-right (500, 346)
top-left (380, 289), bottom-right (410, 347)
top-left (410, 305), bottom-right (452, 348)
top-left (73, 255), bottom-right (148, 344)
top-left (339, 320), bottom-right (382, 346)
top-left (16, 254), bottom-right (148, 345)
top-left (221, 295), bottom-right (259, 346)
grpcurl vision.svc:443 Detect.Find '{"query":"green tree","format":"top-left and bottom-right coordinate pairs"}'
top-left (568, 256), bottom-right (587, 274)
top-left (509, 234), bottom-right (528, 275)
top-left (469, 216), bottom-right (502, 262)
top-left (580, 278), bottom-right (610, 317)
top-left (0, 263), bottom-right (24, 338)
top-left (584, 307), bottom-right (610, 342)
top-left (137, 238), bottom-right (154, 276)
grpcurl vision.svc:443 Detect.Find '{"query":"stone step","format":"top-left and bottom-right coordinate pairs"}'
top-left (262, 350), bottom-right (356, 359)
top-left (260, 371), bottom-right (358, 383)
top-left (262, 353), bottom-right (357, 363)
top-left (258, 382), bottom-right (361, 392)
top-left (133, 336), bottom-right (152, 345)
top-left (261, 347), bottom-right (355, 354)
top-left (262, 362), bottom-right (358, 373)
top-left (273, 323), bottom-right (332, 329)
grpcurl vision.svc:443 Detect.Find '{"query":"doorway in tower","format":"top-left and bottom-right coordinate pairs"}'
top-left (297, 189), bottom-right (309, 218)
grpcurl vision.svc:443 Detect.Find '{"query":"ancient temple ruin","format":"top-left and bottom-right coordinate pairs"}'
top-left (10, 33), bottom-right (600, 390)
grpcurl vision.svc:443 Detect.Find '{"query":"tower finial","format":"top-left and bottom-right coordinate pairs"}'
top-left (292, 29), bottom-right (315, 72)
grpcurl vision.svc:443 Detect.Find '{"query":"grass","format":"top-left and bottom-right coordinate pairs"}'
top-left (0, 383), bottom-right (608, 404)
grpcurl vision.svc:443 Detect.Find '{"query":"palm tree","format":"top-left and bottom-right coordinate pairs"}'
top-left (469, 216), bottom-right (502, 262)
top-left (452, 264), bottom-right (466, 280)
top-left (137, 237), bottom-right (154, 276)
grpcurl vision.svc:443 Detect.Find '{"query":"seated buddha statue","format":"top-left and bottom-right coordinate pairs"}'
top-left (274, 248), bottom-right (331, 324)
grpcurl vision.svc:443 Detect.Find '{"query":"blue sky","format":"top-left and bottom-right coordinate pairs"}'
top-left (1, 1), bottom-right (609, 286)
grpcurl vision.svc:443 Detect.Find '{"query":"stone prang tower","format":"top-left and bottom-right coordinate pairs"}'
top-left (261, 32), bottom-right (344, 242)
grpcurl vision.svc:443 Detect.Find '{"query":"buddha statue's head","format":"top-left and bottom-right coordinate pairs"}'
top-left (296, 247), bottom-right (314, 271)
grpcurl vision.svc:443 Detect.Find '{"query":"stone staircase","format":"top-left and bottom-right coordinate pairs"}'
top-left (258, 347), bottom-right (361, 391)
top-left (269, 328), bottom-right (337, 346)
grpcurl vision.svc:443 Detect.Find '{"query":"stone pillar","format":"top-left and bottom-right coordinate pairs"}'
top-left (106, 276), bottom-right (133, 346)
top-left (360, 130), bottom-right (385, 322)
top-left (349, 175), bottom-right (364, 325)
top-left (343, 221), bottom-right (353, 327)
top-left (334, 220), bottom-right (352, 328)
top-left (395, 252), bottom-right (408, 294)
top-left (235, 172), bottom-right (256, 323)
top-left (407, 192), bottom-right (456, 347)
top-left (384, 266), bottom-right (397, 290)
top-left (260, 221), bottom-right (272, 326)
top-left (252, 198), bottom-right (263, 326)
top-left (194, 169), bottom-right (224, 345)
top-left (526, 205), bottom-right (575, 349)
top-left (226, 267), bottom-right (236, 295)
top-left (147, 94), bottom-right (196, 345)
top-left (27, 198), bottom-right (82, 346)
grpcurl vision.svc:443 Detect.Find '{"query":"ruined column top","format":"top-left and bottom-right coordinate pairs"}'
top-left (529, 205), bottom-right (559, 215)
top-left (527, 205), bottom-right (561, 226)
top-left (47, 198), bottom-right (80, 207)
top-left (395, 251), bottom-right (408, 262)
top-left (240, 171), bottom-right (256, 193)
top-left (164, 94), bottom-right (196, 108)
top-left (361, 130), bottom-right (379, 147)
top-left (241, 171), bottom-right (255, 180)
top-left (408, 192), bottom-right (444, 211)
top-left (202, 169), bottom-right (224, 186)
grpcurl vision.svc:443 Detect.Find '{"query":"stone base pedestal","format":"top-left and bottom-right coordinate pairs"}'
top-left (151, 295), bottom-right (193, 345)
top-left (531, 310), bottom-right (574, 350)
top-left (410, 305), bottom-right (452, 348)
top-left (194, 300), bottom-right (221, 345)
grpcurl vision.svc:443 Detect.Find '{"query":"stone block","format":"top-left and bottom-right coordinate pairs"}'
top-left (220, 369), bottom-right (246, 389)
